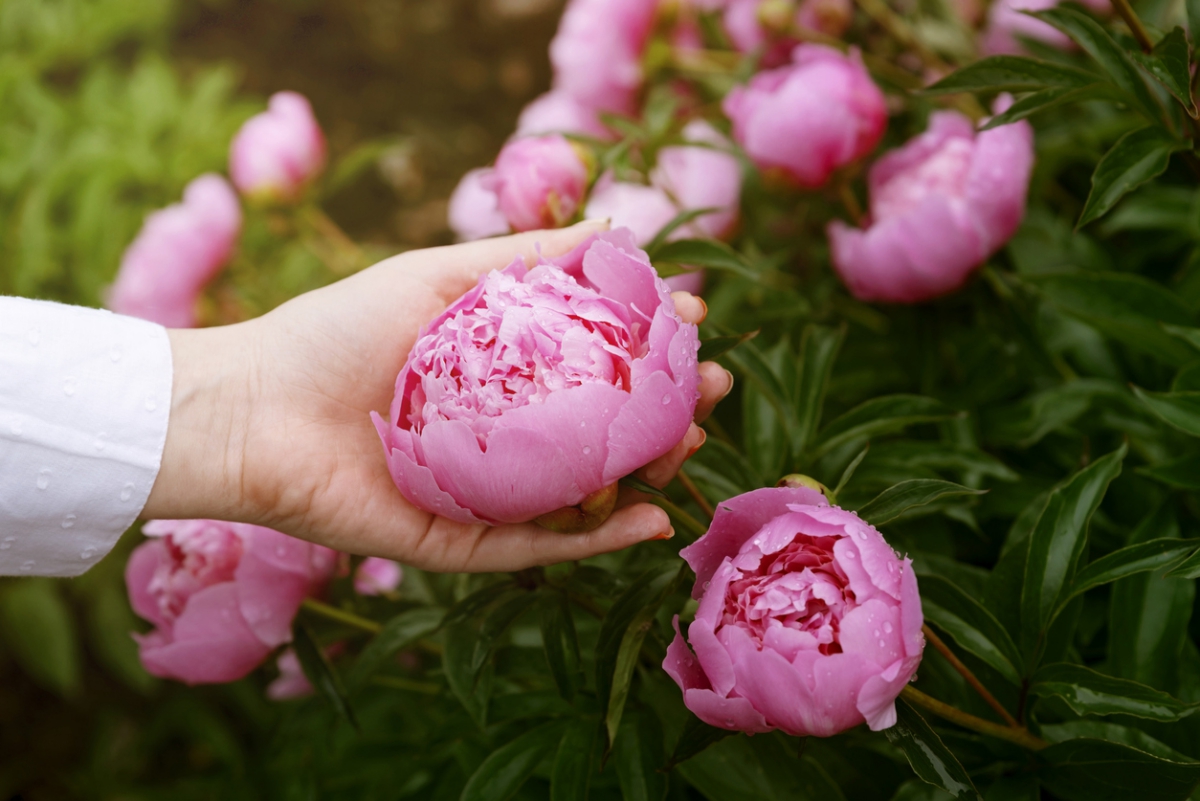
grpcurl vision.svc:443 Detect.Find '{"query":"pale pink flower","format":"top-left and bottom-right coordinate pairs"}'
top-left (448, 169), bottom-right (509, 242)
top-left (981, 0), bottom-right (1109, 55)
top-left (549, 0), bottom-right (662, 115)
top-left (664, 486), bottom-right (924, 735)
top-left (483, 135), bottom-right (591, 232)
top-left (354, 557), bottom-right (404, 596)
top-left (229, 91), bottom-right (327, 202)
top-left (516, 91), bottom-right (610, 139)
top-left (108, 174), bottom-right (242, 328)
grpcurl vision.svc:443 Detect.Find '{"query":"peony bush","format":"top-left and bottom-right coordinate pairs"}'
top-left (12, 0), bottom-right (1200, 795)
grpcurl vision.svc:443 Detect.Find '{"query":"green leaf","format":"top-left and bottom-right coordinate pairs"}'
top-left (792, 324), bottom-right (844, 457)
top-left (675, 735), bottom-right (783, 801)
top-left (1041, 721), bottom-right (1191, 762)
top-left (603, 565), bottom-right (685, 747)
top-left (1030, 662), bottom-right (1198, 721)
top-left (292, 620), bottom-right (357, 728)
top-left (1077, 126), bottom-right (1187, 227)
top-left (613, 708), bottom-right (667, 801)
top-left (981, 83), bottom-right (1120, 130)
top-left (1036, 738), bottom-right (1200, 801)
top-left (924, 55), bottom-right (1100, 94)
top-left (550, 717), bottom-right (599, 801)
top-left (1036, 274), bottom-right (1197, 364)
top-left (651, 239), bottom-right (757, 279)
top-left (884, 700), bottom-right (983, 801)
top-left (1032, 6), bottom-right (1163, 120)
top-left (1133, 387), bottom-right (1200, 435)
top-left (0, 579), bottom-right (81, 697)
top-left (461, 719), bottom-right (570, 801)
top-left (919, 574), bottom-right (1024, 686)
top-left (1020, 445), bottom-right (1126, 661)
top-left (698, 329), bottom-right (759, 362)
top-left (540, 593), bottom-right (582, 701)
top-left (1132, 27), bottom-right (1196, 116)
top-left (725, 336), bottom-right (799, 457)
top-left (595, 563), bottom-right (681, 736)
top-left (667, 714), bottom-right (737, 768)
top-left (443, 580), bottom-right (518, 627)
top-left (444, 621), bottom-right (493, 728)
top-left (645, 207), bottom-right (722, 253)
top-left (346, 607), bottom-right (443, 689)
top-left (471, 592), bottom-right (540, 676)
top-left (857, 479), bottom-right (986, 526)
top-left (1109, 503), bottom-right (1195, 689)
top-left (1062, 538), bottom-right (1199, 602)
top-left (1138, 453), bottom-right (1200, 490)
top-left (1166, 546), bottom-right (1200, 578)
top-left (811, 395), bottom-right (958, 460)
top-left (620, 474), bottom-right (670, 500)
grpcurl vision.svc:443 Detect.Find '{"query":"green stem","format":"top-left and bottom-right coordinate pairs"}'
top-left (654, 497), bottom-right (709, 541)
top-left (923, 625), bottom-right (1020, 728)
top-left (900, 686), bottom-right (1048, 751)
top-left (1108, 0), bottom-right (1155, 53)
top-left (300, 598), bottom-right (382, 634)
top-left (371, 675), bottom-right (443, 694)
top-left (677, 469), bottom-right (715, 519)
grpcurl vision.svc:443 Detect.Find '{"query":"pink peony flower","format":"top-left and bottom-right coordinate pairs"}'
top-left (108, 174), bottom-right (242, 328)
top-left (448, 169), bottom-right (509, 242)
top-left (664, 486), bottom-right (924, 736)
top-left (584, 174), bottom-right (680, 245)
top-left (354, 557), bottom-right (404, 596)
top-left (714, 0), bottom-right (853, 66)
top-left (549, 0), bottom-right (662, 116)
top-left (653, 120), bottom-right (743, 240)
top-left (723, 44), bottom-right (887, 188)
top-left (267, 648), bottom-right (314, 700)
top-left (483, 135), bottom-right (591, 233)
top-left (980, 0), bottom-right (1109, 56)
top-left (126, 519), bottom-right (338, 685)
top-left (827, 109), bottom-right (1034, 303)
top-left (229, 91), bottom-right (327, 202)
top-left (373, 229), bottom-right (701, 528)
top-left (516, 91), bottom-right (611, 139)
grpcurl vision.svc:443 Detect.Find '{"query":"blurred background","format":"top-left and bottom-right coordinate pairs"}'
top-left (0, 1), bottom-right (564, 796)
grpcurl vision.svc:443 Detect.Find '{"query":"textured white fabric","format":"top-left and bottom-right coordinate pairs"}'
top-left (0, 297), bottom-right (172, 576)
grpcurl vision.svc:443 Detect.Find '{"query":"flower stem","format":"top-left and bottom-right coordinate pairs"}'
top-left (1108, 0), bottom-right (1155, 53)
top-left (371, 675), bottom-right (442, 694)
top-left (900, 686), bottom-right (1048, 751)
top-left (677, 469), bottom-right (715, 519)
top-left (301, 205), bottom-right (368, 275)
top-left (923, 625), bottom-right (1020, 728)
top-left (300, 598), bottom-right (382, 634)
top-left (653, 497), bottom-right (709, 541)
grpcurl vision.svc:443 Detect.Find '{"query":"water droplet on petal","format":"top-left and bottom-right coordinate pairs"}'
top-left (61, 514), bottom-right (76, 529)
top-left (80, 548), bottom-right (95, 560)
top-left (873, 629), bottom-right (880, 638)
top-left (661, 395), bottom-right (671, 405)
top-left (36, 469), bottom-right (50, 490)
top-left (878, 639), bottom-right (886, 648)
top-left (582, 446), bottom-right (592, 455)
top-left (844, 550), bottom-right (855, 559)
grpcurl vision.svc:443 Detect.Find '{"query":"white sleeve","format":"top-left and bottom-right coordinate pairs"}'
top-left (0, 297), bottom-right (172, 576)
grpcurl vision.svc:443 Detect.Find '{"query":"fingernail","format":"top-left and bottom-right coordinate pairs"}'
top-left (687, 429), bottom-right (707, 459)
top-left (697, 297), bottom-right (708, 319)
top-left (581, 217), bottom-right (612, 228)
top-left (720, 369), bottom-right (735, 400)
top-left (648, 528), bottom-right (675, 541)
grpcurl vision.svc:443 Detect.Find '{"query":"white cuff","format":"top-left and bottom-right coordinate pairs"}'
top-left (0, 298), bottom-right (172, 576)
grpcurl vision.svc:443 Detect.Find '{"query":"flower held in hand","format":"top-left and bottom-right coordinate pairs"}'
top-left (373, 229), bottom-right (701, 530)
top-left (664, 486), bottom-right (923, 735)
top-left (126, 519), bottom-right (337, 684)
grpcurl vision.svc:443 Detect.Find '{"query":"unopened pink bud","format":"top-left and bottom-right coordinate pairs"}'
top-left (229, 91), bottom-right (327, 203)
top-left (108, 174), bottom-right (242, 328)
top-left (448, 169), bottom-right (509, 242)
top-left (354, 557), bottom-right (404, 596)
top-left (723, 44), bottom-right (886, 188)
top-left (484, 135), bottom-right (591, 232)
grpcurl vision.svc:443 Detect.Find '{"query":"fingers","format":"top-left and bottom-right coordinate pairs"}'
top-left (695, 361), bottom-right (734, 423)
top-left (460, 503), bottom-right (673, 572)
top-left (640, 423), bottom-right (706, 489)
top-left (671, 291), bottom-right (707, 326)
top-left (412, 219), bottom-right (612, 303)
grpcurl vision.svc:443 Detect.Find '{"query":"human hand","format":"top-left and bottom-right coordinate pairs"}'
top-left (143, 220), bottom-right (732, 572)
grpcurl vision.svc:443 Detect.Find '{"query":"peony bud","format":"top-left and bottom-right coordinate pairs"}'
top-left (663, 487), bottom-right (924, 735)
top-left (483, 135), bottom-right (591, 232)
top-left (705, 0), bottom-right (853, 66)
top-left (373, 229), bottom-right (701, 527)
top-left (776, 473), bottom-right (836, 503)
top-left (267, 649), bottom-right (314, 700)
top-left (108, 174), bottom-right (242, 328)
top-left (516, 91), bottom-right (611, 139)
top-left (549, 0), bottom-right (662, 115)
top-left (827, 109), bottom-right (1034, 303)
top-left (354, 557), bottom-right (404, 596)
top-left (980, 0), bottom-right (1110, 56)
top-left (653, 120), bottom-right (743, 240)
top-left (229, 91), bottom-right (327, 203)
top-left (584, 174), bottom-right (680, 245)
top-left (448, 169), bottom-right (509, 242)
top-left (126, 519), bottom-right (337, 685)
top-left (723, 44), bottom-right (886, 188)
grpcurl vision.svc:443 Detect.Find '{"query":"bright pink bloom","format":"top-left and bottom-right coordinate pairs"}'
top-left (516, 91), bottom-right (610, 139)
top-left (484, 135), bottom-right (590, 232)
top-left (723, 45), bottom-right (886, 188)
top-left (664, 487), bottom-right (924, 736)
top-left (584, 175), bottom-right (680, 245)
top-left (267, 649), bottom-right (314, 700)
top-left (981, 0), bottom-right (1109, 55)
top-left (126, 519), bottom-right (338, 685)
top-left (448, 169), bottom-right (509, 242)
top-left (549, 0), bottom-right (661, 115)
top-left (827, 110), bottom-right (1034, 303)
top-left (229, 91), bottom-right (327, 202)
top-left (714, 0), bottom-right (853, 66)
top-left (654, 121), bottom-right (743, 239)
top-left (108, 174), bottom-right (242, 328)
top-left (373, 229), bottom-right (701, 526)
top-left (354, 557), bottom-right (404, 596)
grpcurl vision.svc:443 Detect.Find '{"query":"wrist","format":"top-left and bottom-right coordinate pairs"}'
top-left (142, 324), bottom-right (258, 522)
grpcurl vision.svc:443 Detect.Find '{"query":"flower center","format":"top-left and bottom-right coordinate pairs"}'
top-left (406, 264), bottom-right (645, 443)
top-left (149, 526), bottom-right (243, 622)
